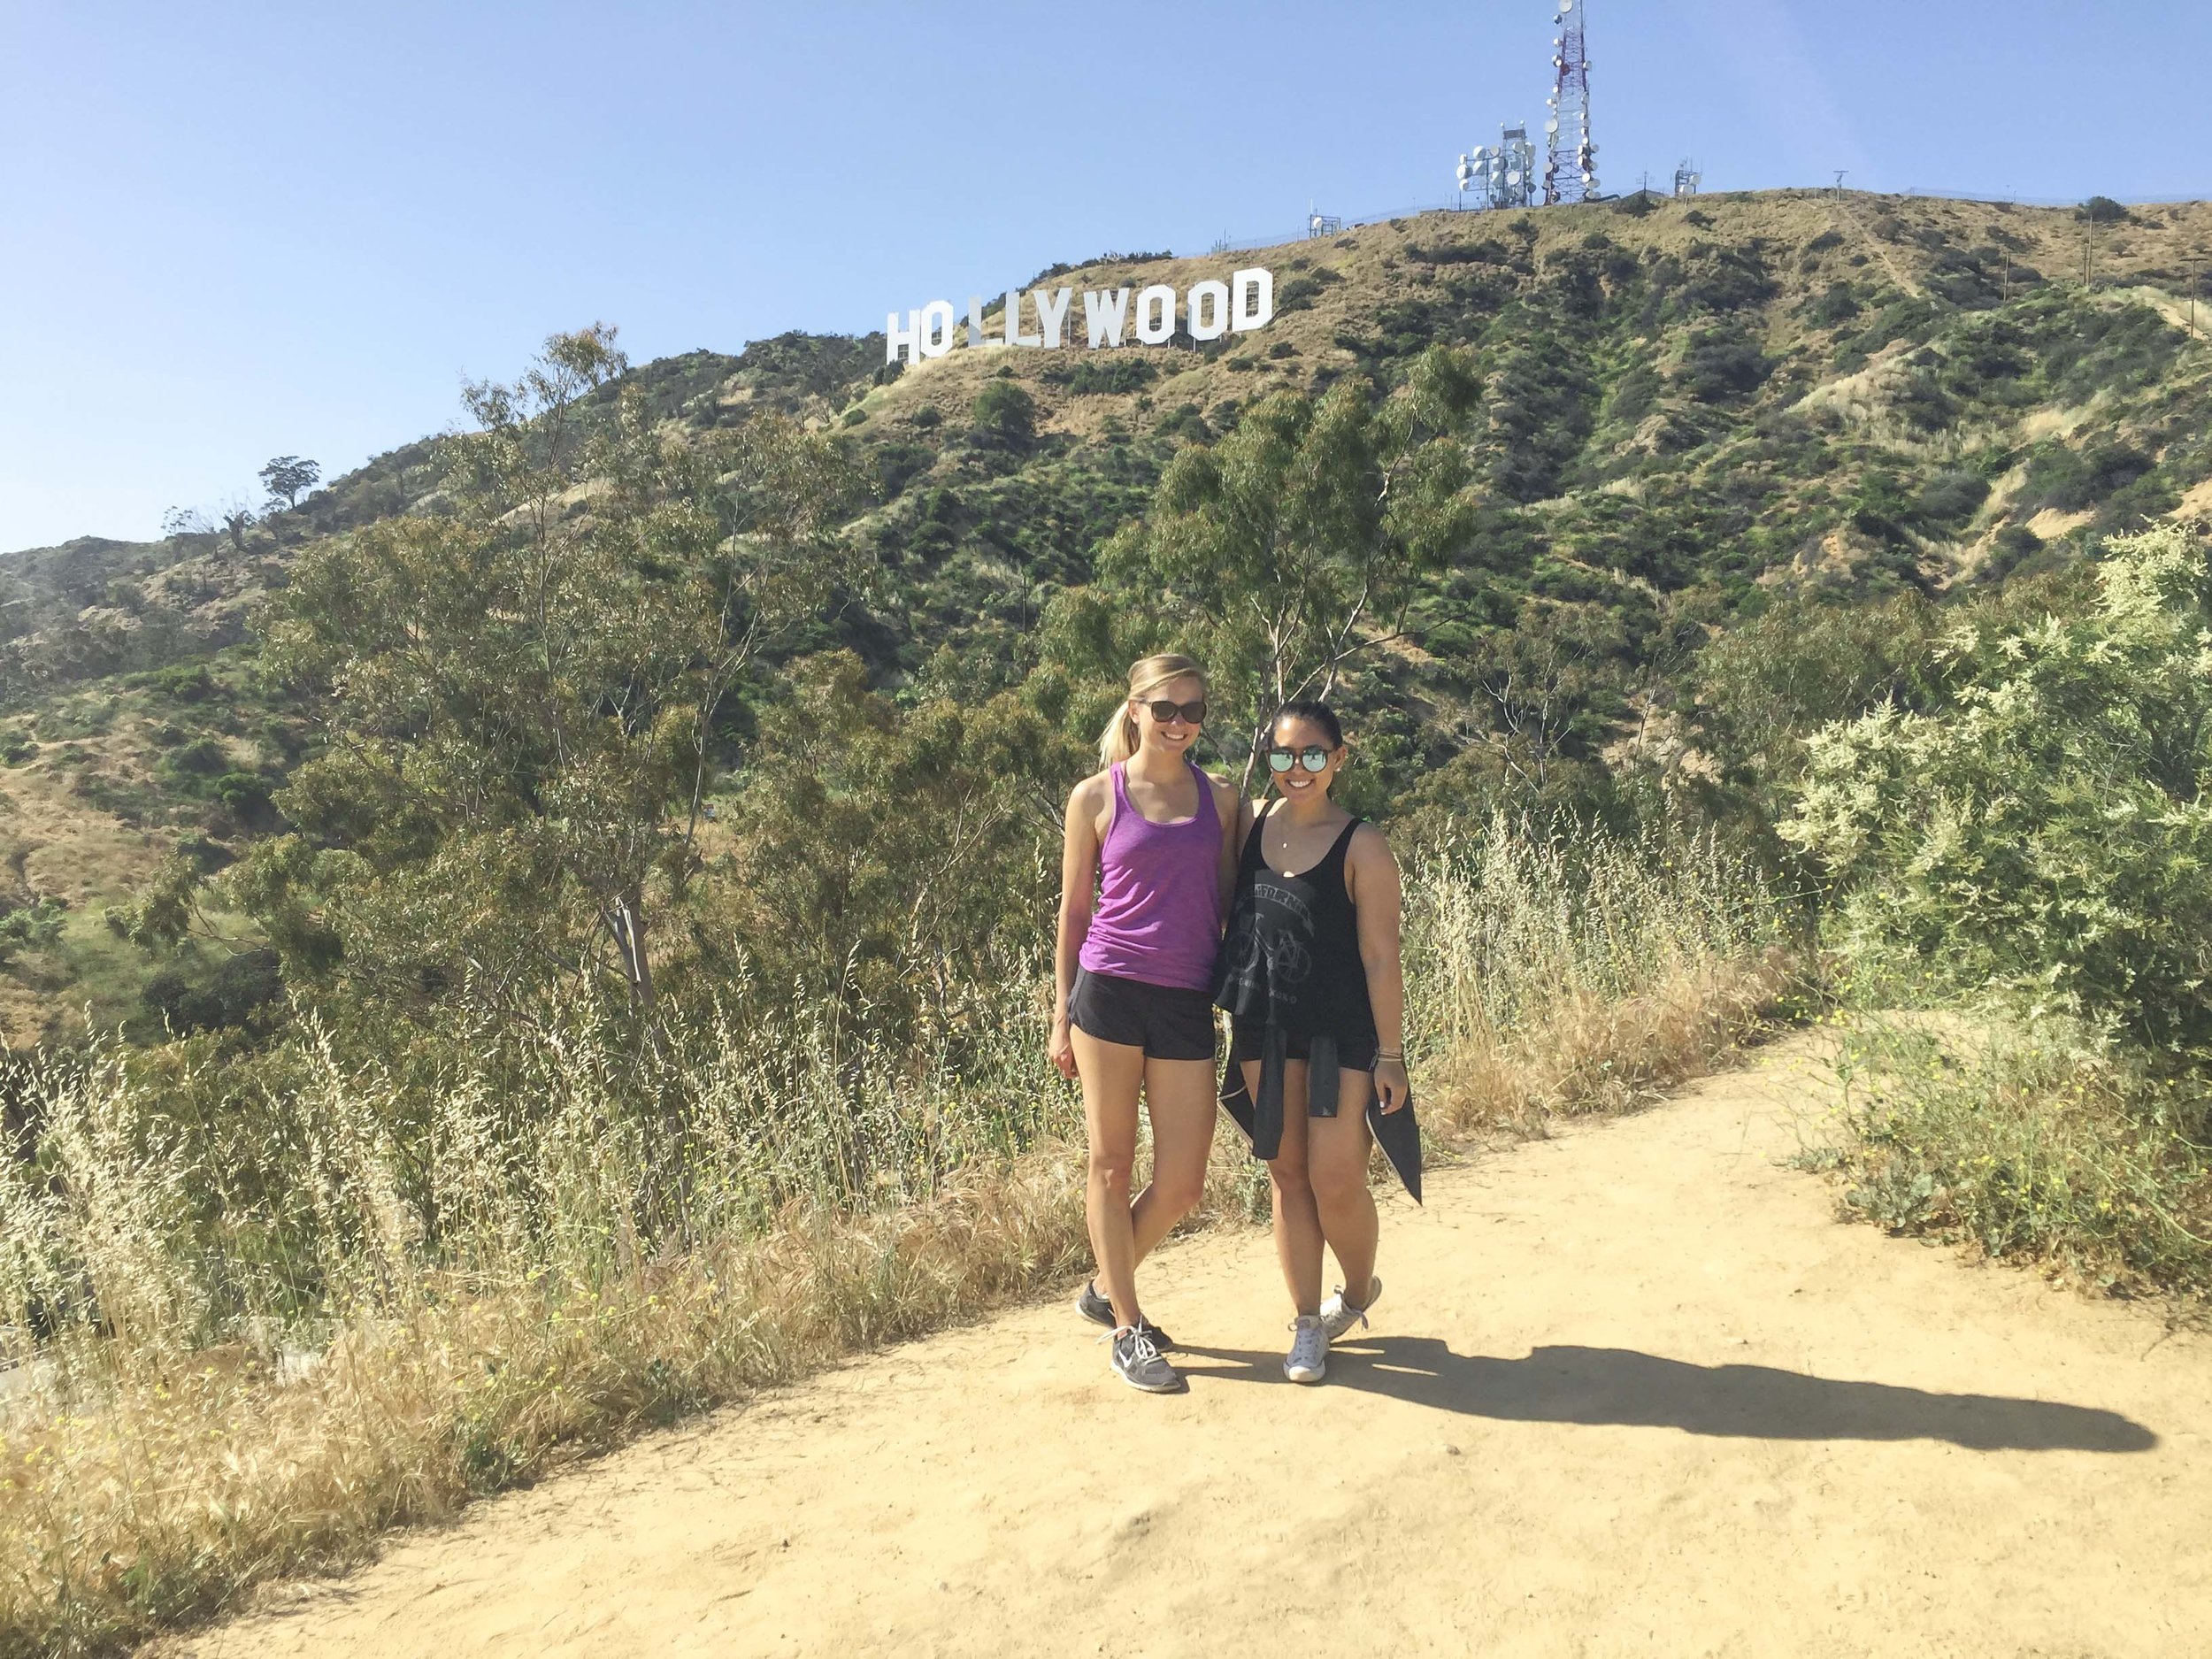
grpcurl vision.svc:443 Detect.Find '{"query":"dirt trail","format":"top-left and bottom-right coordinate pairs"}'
top-left (164, 1037), bottom-right (2210, 1658)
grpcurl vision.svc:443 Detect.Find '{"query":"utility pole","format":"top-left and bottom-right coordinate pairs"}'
top-left (2001, 244), bottom-right (2011, 305)
top-left (1833, 170), bottom-right (1847, 202)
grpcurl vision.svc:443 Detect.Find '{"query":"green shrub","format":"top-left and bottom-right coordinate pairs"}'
top-left (1677, 326), bottom-right (1770, 404)
top-left (2025, 441), bottom-right (2154, 513)
top-left (165, 736), bottom-right (229, 778)
top-left (1978, 522), bottom-right (2043, 584)
top-left (0, 899), bottom-right (66, 965)
top-left (1065, 357), bottom-right (1156, 395)
top-left (1801, 280), bottom-right (1861, 327)
top-left (1823, 1015), bottom-right (2211, 1299)
top-left (1916, 470), bottom-right (1991, 530)
top-left (1784, 524), bottom-right (2212, 1056)
top-left (212, 771), bottom-right (277, 825)
top-left (139, 663), bottom-right (218, 703)
top-left (1274, 266), bottom-right (1342, 310)
top-left (969, 380), bottom-right (1036, 447)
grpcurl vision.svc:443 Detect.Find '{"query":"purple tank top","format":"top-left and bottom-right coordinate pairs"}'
top-left (1079, 762), bottom-right (1223, 993)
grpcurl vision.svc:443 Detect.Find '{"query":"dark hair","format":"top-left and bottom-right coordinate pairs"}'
top-left (1269, 699), bottom-right (1344, 749)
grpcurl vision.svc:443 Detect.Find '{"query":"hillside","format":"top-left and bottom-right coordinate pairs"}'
top-left (4, 187), bottom-right (2210, 1042)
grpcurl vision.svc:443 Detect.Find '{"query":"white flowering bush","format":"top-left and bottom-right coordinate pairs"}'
top-left (1783, 523), bottom-right (2212, 1057)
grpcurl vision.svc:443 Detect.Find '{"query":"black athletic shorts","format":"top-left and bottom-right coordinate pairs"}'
top-left (1229, 1019), bottom-right (1379, 1074)
top-left (1069, 969), bottom-right (1217, 1061)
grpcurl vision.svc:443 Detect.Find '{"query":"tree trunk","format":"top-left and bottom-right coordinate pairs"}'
top-left (603, 894), bottom-right (656, 1015)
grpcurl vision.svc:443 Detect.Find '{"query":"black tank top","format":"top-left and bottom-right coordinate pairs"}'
top-left (1214, 806), bottom-right (1377, 1046)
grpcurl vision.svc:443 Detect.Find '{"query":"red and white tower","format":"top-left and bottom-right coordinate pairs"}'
top-left (1543, 0), bottom-right (1598, 204)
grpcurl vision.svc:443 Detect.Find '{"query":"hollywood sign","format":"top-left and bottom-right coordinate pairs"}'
top-left (887, 267), bottom-right (1275, 364)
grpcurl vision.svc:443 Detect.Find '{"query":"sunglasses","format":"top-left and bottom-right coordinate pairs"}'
top-left (1141, 699), bottom-right (1208, 726)
top-left (1266, 745), bottom-right (1333, 774)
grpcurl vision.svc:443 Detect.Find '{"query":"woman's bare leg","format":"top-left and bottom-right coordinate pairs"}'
top-left (1243, 1057), bottom-right (1324, 1317)
top-left (1075, 1027), bottom-right (1148, 1327)
top-left (1306, 1068), bottom-right (1379, 1304)
top-left (1129, 1056), bottom-right (1217, 1263)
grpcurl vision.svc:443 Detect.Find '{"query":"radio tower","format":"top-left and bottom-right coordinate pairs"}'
top-left (1543, 0), bottom-right (1598, 204)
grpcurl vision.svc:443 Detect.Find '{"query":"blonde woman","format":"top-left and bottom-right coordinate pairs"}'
top-left (1051, 655), bottom-right (1240, 1393)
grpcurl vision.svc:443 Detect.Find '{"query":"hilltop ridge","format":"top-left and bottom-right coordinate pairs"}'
top-left (3, 187), bottom-right (2210, 1041)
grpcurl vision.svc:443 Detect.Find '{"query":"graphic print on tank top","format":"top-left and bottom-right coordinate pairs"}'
top-left (1216, 810), bottom-right (1370, 1042)
top-left (1220, 873), bottom-right (1312, 1021)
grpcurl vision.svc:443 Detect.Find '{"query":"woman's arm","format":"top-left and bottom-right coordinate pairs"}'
top-left (1211, 772), bottom-right (1246, 918)
top-left (1348, 826), bottom-right (1410, 1113)
top-left (1050, 776), bottom-right (1105, 1079)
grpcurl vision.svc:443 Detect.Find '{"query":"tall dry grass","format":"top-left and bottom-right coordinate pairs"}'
top-left (0, 816), bottom-right (1795, 1658)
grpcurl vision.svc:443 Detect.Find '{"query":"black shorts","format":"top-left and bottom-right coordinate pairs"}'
top-left (1229, 1019), bottom-right (1379, 1074)
top-left (1069, 970), bottom-right (1217, 1062)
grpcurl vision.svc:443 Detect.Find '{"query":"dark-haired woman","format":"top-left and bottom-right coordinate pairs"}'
top-left (1051, 654), bottom-right (1241, 1394)
top-left (1217, 700), bottom-right (1409, 1384)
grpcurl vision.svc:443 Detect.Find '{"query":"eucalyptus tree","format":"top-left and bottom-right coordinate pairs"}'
top-left (233, 326), bottom-right (865, 1037)
top-left (1100, 345), bottom-right (1481, 780)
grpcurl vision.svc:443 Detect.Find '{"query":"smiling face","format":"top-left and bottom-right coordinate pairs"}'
top-left (1267, 713), bottom-right (1347, 801)
top-left (1131, 673), bottom-right (1206, 758)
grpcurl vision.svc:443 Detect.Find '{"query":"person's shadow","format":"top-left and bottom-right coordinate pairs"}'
top-left (1175, 1338), bottom-right (2157, 1452)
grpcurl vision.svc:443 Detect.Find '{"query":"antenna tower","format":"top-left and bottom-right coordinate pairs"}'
top-left (1543, 0), bottom-right (1597, 204)
top-left (1457, 124), bottom-right (1539, 211)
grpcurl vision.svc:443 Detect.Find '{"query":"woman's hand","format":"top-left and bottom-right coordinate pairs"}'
top-left (1048, 1013), bottom-right (1078, 1080)
top-left (1373, 1057), bottom-right (1411, 1114)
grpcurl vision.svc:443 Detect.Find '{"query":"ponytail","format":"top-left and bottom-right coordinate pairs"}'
top-left (1096, 653), bottom-right (1206, 768)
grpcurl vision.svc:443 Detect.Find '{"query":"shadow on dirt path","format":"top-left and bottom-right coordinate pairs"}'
top-left (1174, 1338), bottom-right (2160, 1451)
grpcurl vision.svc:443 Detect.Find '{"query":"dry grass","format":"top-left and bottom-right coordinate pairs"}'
top-left (1809, 1013), bottom-right (2212, 1305)
top-left (0, 817), bottom-right (1797, 1658)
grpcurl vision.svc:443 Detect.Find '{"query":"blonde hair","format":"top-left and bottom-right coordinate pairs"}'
top-left (1096, 654), bottom-right (1207, 766)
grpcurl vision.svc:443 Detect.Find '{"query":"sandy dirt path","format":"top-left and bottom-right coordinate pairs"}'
top-left (163, 1037), bottom-right (2210, 1658)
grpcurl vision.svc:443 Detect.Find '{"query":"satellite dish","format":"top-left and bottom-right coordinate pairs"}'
top-left (1507, 170), bottom-right (1522, 184)
top-left (1546, 119), bottom-right (1560, 132)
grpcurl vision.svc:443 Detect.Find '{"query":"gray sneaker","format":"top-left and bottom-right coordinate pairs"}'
top-left (1319, 1277), bottom-right (1381, 1341)
top-left (1077, 1281), bottom-right (1175, 1350)
top-left (1284, 1314), bottom-right (1329, 1384)
top-left (1110, 1326), bottom-right (1185, 1394)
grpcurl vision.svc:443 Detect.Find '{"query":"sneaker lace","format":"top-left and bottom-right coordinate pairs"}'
top-left (1113, 1325), bottom-right (1162, 1365)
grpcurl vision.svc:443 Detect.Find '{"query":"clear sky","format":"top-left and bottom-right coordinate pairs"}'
top-left (4, 0), bottom-right (2208, 553)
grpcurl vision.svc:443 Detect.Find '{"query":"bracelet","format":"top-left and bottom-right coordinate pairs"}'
top-left (1375, 1049), bottom-right (1404, 1064)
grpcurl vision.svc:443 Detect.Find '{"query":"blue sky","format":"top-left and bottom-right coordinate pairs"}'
top-left (4, 0), bottom-right (2208, 552)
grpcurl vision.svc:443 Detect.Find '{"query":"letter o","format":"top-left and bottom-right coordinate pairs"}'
top-left (1134, 284), bottom-right (1177, 345)
top-left (918, 300), bottom-right (956, 358)
top-left (1187, 280), bottom-right (1230, 342)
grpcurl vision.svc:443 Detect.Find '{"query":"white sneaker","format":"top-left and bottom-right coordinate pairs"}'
top-left (1284, 1313), bottom-right (1329, 1384)
top-left (1319, 1277), bottom-right (1381, 1340)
